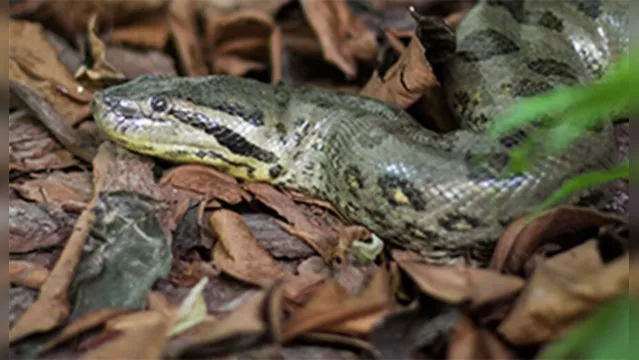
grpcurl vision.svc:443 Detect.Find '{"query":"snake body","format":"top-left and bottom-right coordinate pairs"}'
top-left (91, 0), bottom-right (629, 264)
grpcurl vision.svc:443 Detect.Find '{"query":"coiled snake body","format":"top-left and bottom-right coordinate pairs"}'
top-left (91, 0), bottom-right (629, 264)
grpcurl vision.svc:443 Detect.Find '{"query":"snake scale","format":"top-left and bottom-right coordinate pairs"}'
top-left (91, 0), bottom-right (629, 265)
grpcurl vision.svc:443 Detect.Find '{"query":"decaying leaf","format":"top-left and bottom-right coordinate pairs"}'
top-left (9, 112), bottom-right (79, 171)
top-left (210, 209), bottom-right (289, 287)
top-left (498, 247), bottom-right (629, 345)
top-left (159, 164), bottom-right (252, 205)
top-left (490, 206), bottom-right (627, 274)
top-left (282, 267), bottom-right (392, 340)
top-left (246, 183), bottom-right (339, 262)
top-left (299, 0), bottom-right (377, 78)
top-left (360, 10), bottom-right (456, 131)
top-left (11, 171), bottom-right (93, 212)
top-left (75, 14), bottom-right (127, 85)
top-left (9, 201), bottom-right (75, 253)
top-left (394, 250), bottom-right (524, 309)
top-left (168, 0), bottom-right (208, 76)
top-left (10, 19), bottom-right (92, 125)
top-left (79, 310), bottom-right (171, 360)
top-left (9, 204), bottom-right (97, 343)
top-left (203, 9), bottom-right (282, 82)
top-left (166, 286), bottom-right (275, 358)
top-left (447, 314), bottom-right (515, 360)
top-left (110, 9), bottom-right (170, 50)
top-left (104, 46), bottom-right (177, 79)
top-left (70, 191), bottom-right (173, 320)
top-left (9, 260), bottom-right (50, 289)
top-left (40, 308), bottom-right (133, 354)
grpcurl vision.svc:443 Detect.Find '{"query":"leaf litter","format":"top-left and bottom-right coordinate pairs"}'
top-left (8, 0), bottom-right (629, 359)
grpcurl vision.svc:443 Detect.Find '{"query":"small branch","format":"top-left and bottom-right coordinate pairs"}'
top-left (9, 81), bottom-right (99, 163)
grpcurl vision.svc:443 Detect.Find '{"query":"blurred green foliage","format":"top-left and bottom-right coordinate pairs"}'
top-left (489, 53), bottom-right (632, 359)
top-left (490, 53), bottom-right (632, 212)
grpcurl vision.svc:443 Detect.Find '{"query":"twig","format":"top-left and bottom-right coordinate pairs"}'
top-left (9, 81), bottom-right (99, 163)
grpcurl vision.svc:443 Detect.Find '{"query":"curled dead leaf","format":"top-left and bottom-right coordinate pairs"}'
top-left (498, 248), bottom-right (629, 345)
top-left (447, 314), bottom-right (515, 360)
top-left (168, 0), bottom-right (208, 76)
top-left (490, 206), bottom-right (627, 274)
top-left (299, 0), bottom-right (377, 78)
top-left (204, 9), bottom-right (281, 82)
top-left (75, 14), bottom-right (127, 86)
top-left (282, 267), bottom-right (392, 341)
top-left (159, 164), bottom-right (252, 205)
top-left (394, 250), bottom-right (524, 309)
top-left (210, 209), bottom-right (289, 287)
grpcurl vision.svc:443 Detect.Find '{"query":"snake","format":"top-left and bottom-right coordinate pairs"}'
top-left (90, 0), bottom-right (629, 265)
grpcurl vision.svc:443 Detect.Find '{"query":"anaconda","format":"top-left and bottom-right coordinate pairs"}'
top-left (91, 0), bottom-right (629, 265)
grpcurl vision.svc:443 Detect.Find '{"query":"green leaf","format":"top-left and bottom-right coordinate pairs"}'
top-left (533, 159), bottom-right (628, 213)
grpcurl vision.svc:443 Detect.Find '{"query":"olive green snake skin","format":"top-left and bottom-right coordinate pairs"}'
top-left (91, 0), bottom-right (629, 264)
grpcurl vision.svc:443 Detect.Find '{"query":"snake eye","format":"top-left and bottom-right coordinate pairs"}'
top-left (150, 96), bottom-right (169, 112)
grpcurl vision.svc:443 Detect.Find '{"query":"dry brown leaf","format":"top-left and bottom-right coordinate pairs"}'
top-left (10, 20), bottom-right (91, 125)
top-left (168, 0), bottom-right (208, 76)
top-left (394, 250), bottom-right (525, 308)
top-left (9, 204), bottom-right (96, 343)
top-left (75, 14), bottom-right (127, 85)
top-left (246, 183), bottom-right (340, 261)
top-left (9, 260), bottom-right (50, 289)
top-left (204, 9), bottom-right (282, 83)
top-left (92, 142), bottom-right (175, 241)
top-left (16, 0), bottom-right (169, 36)
top-left (447, 314), bottom-right (515, 360)
top-left (11, 171), bottom-right (93, 212)
top-left (490, 206), bottom-right (627, 274)
top-left (196, 0), bottom-right (287, 16)
top-left (105, 46), bottom-right (177, 78)
top-left (210, 209), bottom-right (289, 287)
top-left (9, 201), bottom-right (74, 253)
top-left (498, 249), bottom-right (629, 345)
top-left (282, 267), bottom-right (392, 340)
top-left (41, 308), bottom-right (133, 354)
top-left (335, 225), bottom-right (373, 263)
top-left (360, 12), bottom-right (455, 131)
top-left (166, 288), bottom-right (271, 358)
top-left (110, 9), bottom-right (170, 50)
top-left (300, 0), bottom-right (377, 78)
top-left (80, 310), bottom-right (171, 360)
top-left (160, 164), bottom-right (252, 205)
top-left (9, 111), bottom-right (80, 171)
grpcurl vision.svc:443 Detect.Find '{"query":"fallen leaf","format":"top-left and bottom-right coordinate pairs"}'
top-left (9, 260), bottom-right (50, 289)
top-left (246, 183), bottom-right (339, 262)
top-left (9, 111), bottom-right (79, 171)
top-left (168, 0), bottom-right (208, 76)
top-left (9, 201), bottom-right (75, 253)
top-left (16, 0), bottom-right (169, 36)
top-left (92, 142), bottom-right (175, 238)
top-left (299, 0), bottom-right (377, 78)
top-left (40, 308), bottom-right (133, 354)
top-left (447, 314), bottom-right (515, 360)
top-left (394, 250), bottom-right (525, 309)
top-left (204, 9), bottom-right (282, 82)
top-left (80, 310), bottom-right (171, 360)
top-left (242, 213), bottom-right (317, 259)
top-left (10, 20), bottom-right (92, 125)
top-left (196, 0), bottom-right (286, 16)
top-left (104, 46), bottom-right (177, 78)
top-left (9, 203), bottom-right (96, 343)
top-left (360, 10), bottom-right (456, 131)
top-left (75, 14), bottom-right (127, 85)
top-left (210, 209), bottom-right (289, 287)
top-left (282, 267), bottom-right (392, 340)
top-left (11, 171), bottom-right (93, 212)
top-left (498, 249), bottom-right (629, 345)
top-left (159, 164), bottom-right (252, 205)
top-left (490, 206), bottom-right (627, 274)
top-left (166, 287), bottom-right (274, 358)
top-left (110, 9), bottom-right (170, 50)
